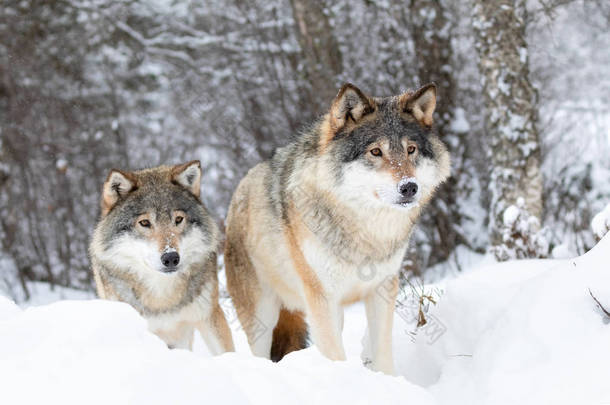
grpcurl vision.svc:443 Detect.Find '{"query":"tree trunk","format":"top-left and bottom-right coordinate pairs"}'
top-left (290, 0), bottom-right (342, 113)
top-left (472, 0), bottom-right (543, 248)
top-left (407, 0), bottom-right (472, 267)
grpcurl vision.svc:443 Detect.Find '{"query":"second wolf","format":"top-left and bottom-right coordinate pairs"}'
top-left (90, 161), bottom-right (234, 354)
top-left (225, 83), bottom-right (450, 374)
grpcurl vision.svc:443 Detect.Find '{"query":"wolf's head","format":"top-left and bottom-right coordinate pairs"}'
top-left (318, 83), bottom-right (450, 210)
top-left (92, 161), bottom-right (217, 276)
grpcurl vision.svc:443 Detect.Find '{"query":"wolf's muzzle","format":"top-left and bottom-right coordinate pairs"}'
top-left (161, 251), bottom-right (180, 272)
top-left (399, 181), bottom-right (418, 199)
top-left (397, 179), bottom-right (418, 205)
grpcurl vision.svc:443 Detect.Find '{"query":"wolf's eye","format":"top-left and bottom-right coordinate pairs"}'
top-left (175, 216), bottom-right (184, 225)
top-left (407, 145), bottom-right (417, 155)
top-left (138, 219), bottom-right (151, 228)
top-left (370, 148), bottom-right (382, 157)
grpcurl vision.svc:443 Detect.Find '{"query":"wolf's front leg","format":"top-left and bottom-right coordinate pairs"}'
top-left (196, 304), bottom-right (235, 355)
top-left (364, 275), bottom-right (398, 374)
top-left (303, 286), bottom-right (346, 361)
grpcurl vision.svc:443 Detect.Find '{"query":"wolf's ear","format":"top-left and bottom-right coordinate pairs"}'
top-left (326, 83), bottom-right (374, 134)
top-left (402, 83), bottom-right (437, 127)
top-left (172, 160), bottom-right (201, 198)
top-left (102, 170), bottom-right (136, 216)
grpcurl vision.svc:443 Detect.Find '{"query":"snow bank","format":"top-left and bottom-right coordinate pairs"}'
top-left (395, 233), bottom-right (610, 405)
top-left (2, 236), bottom-right (609, 404)
top-left (592, 202), bottom-right (610, 239)
top-left (0, 298), bottom-right (432, 405)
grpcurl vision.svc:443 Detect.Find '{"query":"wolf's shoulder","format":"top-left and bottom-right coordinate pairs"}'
top-left (231, 161), bottom-right (272, 201)
top-left (244, 160), bottom-right (272, 180)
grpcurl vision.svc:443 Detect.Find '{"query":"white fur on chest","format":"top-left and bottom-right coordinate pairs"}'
top-left (145, 287), bottom-right (215, 333)
top-left (302, 238), bottom-right (405, 301)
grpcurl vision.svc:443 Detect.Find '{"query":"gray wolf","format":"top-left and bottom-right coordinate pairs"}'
top-left (90, 161), bottom-right (234, 353)
top-left (225, 83), bottom-right (450, 374)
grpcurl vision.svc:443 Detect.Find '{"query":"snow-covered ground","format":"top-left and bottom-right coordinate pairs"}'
top-left (1, 234), bottom-right (609, 405)
top-left (592, 203), bottom-right (610, 240)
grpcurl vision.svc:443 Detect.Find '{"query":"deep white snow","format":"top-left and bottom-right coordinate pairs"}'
top-left (592, 203), bottom-right (610, 239)
top-left (1, 234), bottom-right (609, 405)
top-left (396, 233), bottom-right (610, 404)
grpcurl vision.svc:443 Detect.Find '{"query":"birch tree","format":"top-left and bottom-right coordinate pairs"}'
top-left (473, 0), bottom-right (545, 259)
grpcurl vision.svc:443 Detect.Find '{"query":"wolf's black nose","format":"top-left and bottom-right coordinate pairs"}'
top-left (161, 251), bottom-right (180, 269)
top-left (399, 182), bottom-right (418, 199)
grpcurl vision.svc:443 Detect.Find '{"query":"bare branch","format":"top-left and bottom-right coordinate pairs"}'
top-left (589, 289), bottom-right (610, 318)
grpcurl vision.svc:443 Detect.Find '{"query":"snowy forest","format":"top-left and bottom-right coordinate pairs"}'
top-left (1, 0), bottom-right (608, 299)
top-left (2, 1), bottom-right (610, 404)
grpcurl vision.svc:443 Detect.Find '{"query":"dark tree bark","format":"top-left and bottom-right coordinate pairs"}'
top-left (407, 0), bottom-right (472, 266)
top-left (290, 0), bottom-right (343, 113)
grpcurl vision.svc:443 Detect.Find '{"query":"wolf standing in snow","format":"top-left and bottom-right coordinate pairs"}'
top-left (90, 161), bottom-right (234, 354)
top-left (225, 83), bottom-right (450, 374)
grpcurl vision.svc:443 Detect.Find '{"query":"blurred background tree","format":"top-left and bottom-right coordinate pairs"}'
top-left (1, 0), bottom-right (609, 299)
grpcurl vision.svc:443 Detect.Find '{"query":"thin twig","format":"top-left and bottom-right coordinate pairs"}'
top-left (589, 289), bottom-right (610, 318)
